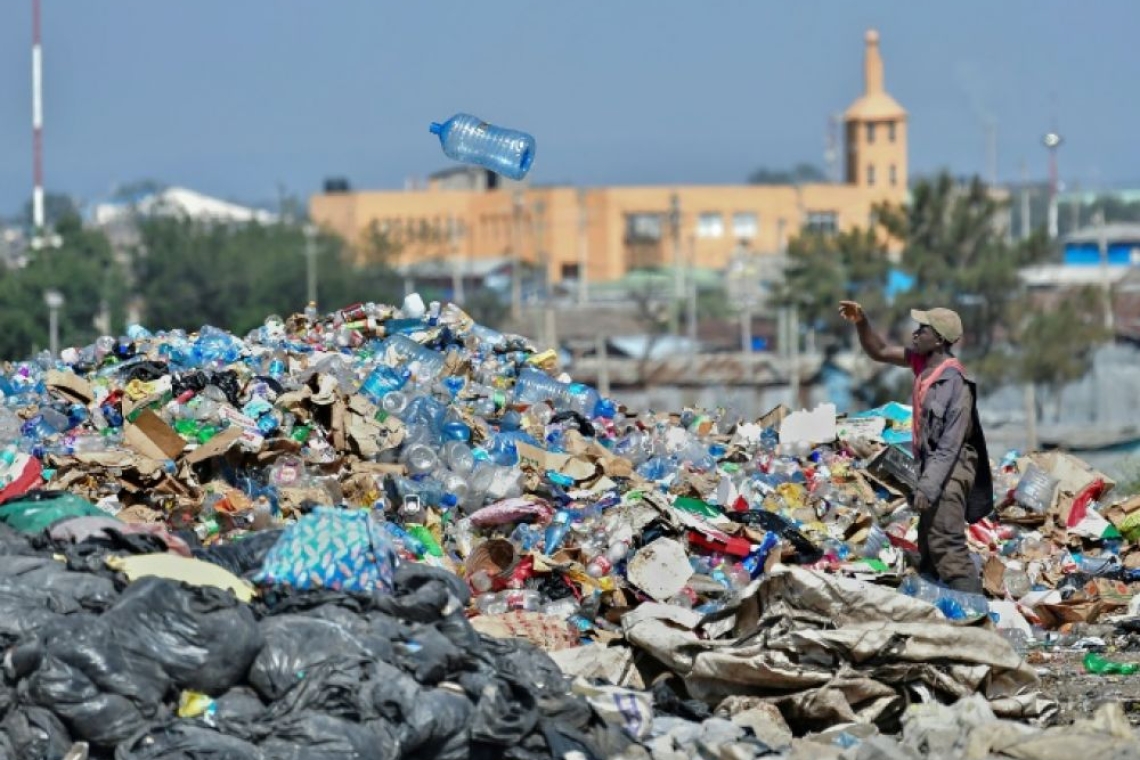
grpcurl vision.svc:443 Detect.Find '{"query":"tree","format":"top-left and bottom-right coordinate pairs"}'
top-left (133, 217), bottom-right (403, 335)
top-left (1014, 287), bottom-right (1110, 421)
top-left (21, 192), bottom-right (80, 229)
top-left (748, 163), bottom-right (826, 185)
top-left (775, 226), bottom-right (890, 342)
top-left (876, 173), bottom-right (1052, 358)
top-left (0, 212), bottom-right (126, 360)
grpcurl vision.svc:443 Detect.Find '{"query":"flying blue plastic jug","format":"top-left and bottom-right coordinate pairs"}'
top-left (429, 113), bottom-right (536, 180)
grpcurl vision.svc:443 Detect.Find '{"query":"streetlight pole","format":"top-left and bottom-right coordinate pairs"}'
top-left (1095, 210), bottom-right (1115, 333)
top-left (44, 289), bottom-right (63, 356)
top-left (303, 225), bottom-right (318, 309)
top-left (668, 193), bottom-right (682, 337)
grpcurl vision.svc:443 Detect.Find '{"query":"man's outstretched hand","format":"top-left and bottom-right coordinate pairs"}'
top-left (838, 301), bottom-right (866, 324)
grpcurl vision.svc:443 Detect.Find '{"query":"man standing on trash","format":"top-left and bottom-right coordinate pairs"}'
top-left (838, 302), bottom-right (991, 594)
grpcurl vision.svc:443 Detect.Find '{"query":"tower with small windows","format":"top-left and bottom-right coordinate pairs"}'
top-left (844, 29), bottom-right (907, 194)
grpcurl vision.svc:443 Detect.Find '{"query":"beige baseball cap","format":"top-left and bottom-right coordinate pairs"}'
top-left (911, 308), bottom-right (963, 343)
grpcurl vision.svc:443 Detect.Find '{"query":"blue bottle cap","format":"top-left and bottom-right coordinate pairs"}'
top-left (429, 122), bottom-right (443, 135)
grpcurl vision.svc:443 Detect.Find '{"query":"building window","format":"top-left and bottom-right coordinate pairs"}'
top-left (867, 164), bottom-right (876, 186)
top-left (697, 212), bottom-right (724, 238)
top-left (866, 122), bottom-right (876, 144)
top-left (732, 212), bottom-right (759, 240)
top-left (626, 213), bottom-right (663, 241)
top-left (561, 263), bottom-right (581, 280)
top-left (804, 211), bottom-right (838, 236)
top-left (888, 121), bottom-right (896, 143)
top-left (889, 164), bottom-right (898, 186)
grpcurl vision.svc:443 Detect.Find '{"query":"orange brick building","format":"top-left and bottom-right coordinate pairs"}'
top-left (310, 29), bottom-right (907, 286)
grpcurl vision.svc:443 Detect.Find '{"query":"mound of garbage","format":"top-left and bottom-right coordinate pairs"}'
top-left (0, 295), bottom-right (1136, 759)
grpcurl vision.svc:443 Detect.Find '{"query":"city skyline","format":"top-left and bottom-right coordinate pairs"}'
top-left (0, 1), bottom-right (1136, 214)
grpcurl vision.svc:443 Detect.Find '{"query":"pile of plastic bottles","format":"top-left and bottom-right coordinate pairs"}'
top-left (2, 292), bottom-right (1136, 647)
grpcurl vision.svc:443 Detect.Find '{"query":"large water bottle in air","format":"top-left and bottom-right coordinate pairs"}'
top-left (429, 113), bottom-right (536, 180)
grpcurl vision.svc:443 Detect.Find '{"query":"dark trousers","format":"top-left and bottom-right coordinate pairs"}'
top-left (917, 444), bottom-right (980, 589)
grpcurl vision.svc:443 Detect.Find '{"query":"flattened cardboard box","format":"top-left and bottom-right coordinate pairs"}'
top-left (123, 410), bottom-right (186, 461)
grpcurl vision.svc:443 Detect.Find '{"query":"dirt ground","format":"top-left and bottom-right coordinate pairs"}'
top-left (1032, 648), bottom-right (1140, 725)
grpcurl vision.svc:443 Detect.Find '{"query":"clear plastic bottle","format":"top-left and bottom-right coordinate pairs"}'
top-left (381, 334), bottom-right (445, 379)
top-left (899, 575), bottom-right (989, 621)
top-left (1003, 562), bottom-right (1031, 599)
top-left (360, 365), bottom-right (409, 405)
top-left (429, 113), bottom-right (536, 181)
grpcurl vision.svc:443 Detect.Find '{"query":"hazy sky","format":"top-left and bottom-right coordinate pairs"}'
top-left (0, 1), bottom-right (1135, 214)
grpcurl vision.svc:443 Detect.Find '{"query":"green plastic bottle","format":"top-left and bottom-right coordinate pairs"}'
top-left (1083, 653), bottom-right (1140, 675)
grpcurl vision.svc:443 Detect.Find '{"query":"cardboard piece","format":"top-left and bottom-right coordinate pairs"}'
top-left (836, 416), bottom-right (886, 443)
top-left (626, 538), bottom-right (692, 601)
top-left (45, 370), bottom-right (95, 405)
top-left (983, 555), bottom-right (1007, 598)
top-left (184, 426), bottom-right (244, 465)
top-left (123, 410), bottom-right (186, 461)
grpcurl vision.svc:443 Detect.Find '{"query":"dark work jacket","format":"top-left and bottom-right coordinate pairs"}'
top-left (914, 366), bottom-right (994, 524)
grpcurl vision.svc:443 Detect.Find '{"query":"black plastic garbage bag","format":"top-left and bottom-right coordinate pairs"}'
top-left (0, 555), bottom-right (118, 613)
top-left (263, 659), bottom-right (373, 722)
top-left (384, 563), bottom-right (471, 620)
top-left (394, 624), bottom-right (469, 685)
top-left (25, 653), bottom-right (156, 748)
top-left (114, 722), bottom-right (263, 760)
top-left (466, 676), bottom-right (539, 748)
top-left (1, 705), bottom-right (73, 760)
top-left (248, 616), bottom-right (369, 702)
top-left (368, 661), bottom-right (472, 760)
top-left (193, 531), bottom-right (282, 579)
top-left (24, 617), bottom-right (170, 746)
top-left (210, 689), bottom-right (269, 744)
top-left (104, 577), bottom-right (262, 695)
top-left (259, 712), bottom-right (400, 760)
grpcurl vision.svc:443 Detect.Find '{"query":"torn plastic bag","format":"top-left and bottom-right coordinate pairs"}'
top-left (260, 713), bottom-right (400, 760)
top-left (1, 706), bottom-right (73, 760)
top-left (104, 577), bottom-right (262, 695)
top-left (112, 722), bottom-right (263, 760)
top-left (247, 616), bottom-right (369, 702)
top-left (192, 530), bottom-right (282, 578)
top-left (728, 508), bottom-right (822, 564)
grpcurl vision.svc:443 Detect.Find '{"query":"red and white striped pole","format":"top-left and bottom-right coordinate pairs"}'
top-left (32, 0), bottom-right (44, 232)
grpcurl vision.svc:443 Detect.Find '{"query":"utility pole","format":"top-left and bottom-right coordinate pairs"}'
top-left (449, 215), bottom-right (464, 305)
top-left (533, 197), bottom-right (555, 349)
top-left (303, 225), bottom-right (318, 308)
top-left (1019, 160), bottom-right (1031, 240)
top-left (686, 234), bottom-right (698, 358)
top-left (1043, 130), bottom-right (1063, 240)
top-left (789, 306), bottom-right (801, 409)
top-left (576, 187), bottom-right (589, 304)
top-left (1095, 209), bottom-right (1115, 333)
top-left (668, 193), bottom-right (682, 337)
top-left (510, 190), bottom-right (524, 321)
top-left (31, 0), bottom-right (45, 234)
